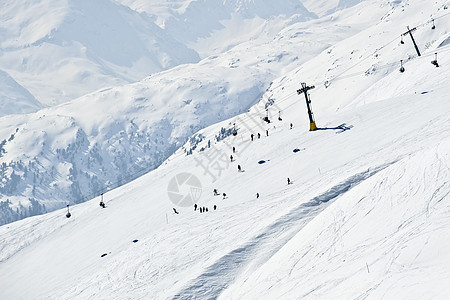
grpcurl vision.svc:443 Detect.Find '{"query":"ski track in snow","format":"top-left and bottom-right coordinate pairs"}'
top-left (172, 162), bottom-right (395, 299)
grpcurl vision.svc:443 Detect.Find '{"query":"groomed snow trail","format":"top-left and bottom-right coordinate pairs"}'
top-left (173, 162), bottom-right (394, 299)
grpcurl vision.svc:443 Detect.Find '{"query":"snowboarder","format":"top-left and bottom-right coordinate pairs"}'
top-left (257, 133), bottom-right (261, 139)
top-left (99, 201), bottom-right (106, 208)
top-left (251, 133), bottom-right (254, 141)
top-left (287, 178), bottom-right (291, 185)
top-left (173, 208), bottom-right (179, 214)
top-left (214, 205), bottom-right (217, 210)
top-left (232, 146), bottom-right (236, 153)
top-left (222, 192), bottom-right (227, 199)
top-left (194, 203), bottom-right (198, 211)
top-left (238, 165), bottom-right (242, 172)
top-left (256, 193), bottom-right (260, 199)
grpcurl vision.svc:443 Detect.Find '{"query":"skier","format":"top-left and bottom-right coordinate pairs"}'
top-left (290, 123), bottom-right (293, 129)
top-left (266, 129), bottom-right (269, 136)
top-left (173, 208), bottom-right (179, 214)
top-left (257, 133), bottom-right (261, 139)
top-left (287, 177), bottom-right (291, 185)
top-left (233, 146), bottom-right (236, 153)
top-left (205, 207), bottom-right (208, 212)
top-left (256, 193), bottom-right (260, 199)
top-left (251, 133), bottom-right (254, 141)
top-left (238, 164), bottom-right (242, 172)
top-left (213, 188), bottom-right (219, 196)
top-left (99, 201), bottom-right (106, 208)
top-left (214, 205), bottom-right (217, 210)
top-left (222, 192), bottom-right (227, 199)
top-left (230, 155), bottom-right (234, 162)
top-left (194, 203), bottom-right (198, 211)
top-left (200, 207), bottom-right (203, 213)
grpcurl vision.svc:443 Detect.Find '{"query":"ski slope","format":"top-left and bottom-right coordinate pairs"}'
top-left (1, 0), bottom-right (450, 298)
top-left (1, 56), bottom-right (450, 299)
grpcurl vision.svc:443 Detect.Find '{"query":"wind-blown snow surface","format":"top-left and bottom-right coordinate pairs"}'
top-left (0, 0), bottom-right (397, 225)
top-left (0, 0), bottom-right (450, 298)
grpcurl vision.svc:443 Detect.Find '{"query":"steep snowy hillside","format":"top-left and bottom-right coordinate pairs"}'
top-left (0, 0), bottom-right (393, 225)
top-left (0, 0), bottom-right (449, 298)
top-left (0, 48), bottom-right (449, 300)
top-left (0, 0), bottom-right (199, 106)
top-left (0, 70), bottom-right (43, 117)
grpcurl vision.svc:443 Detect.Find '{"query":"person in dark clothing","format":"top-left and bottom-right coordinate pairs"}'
top-left (173, 208), bottom-right (179, 214)
top-left (205, 207), bottom-right (208, 212)
top-left (233, 146), bottom-right (236, 153)
top-left (194, 203), bottom-right (198, 211)
top-left (99, 201), bottom-right (106, 208)
top-left (200, 207), bottom-right (203, 213)
top-left (290, 123), bottom-right (293, 129)
top-left (251, 134), bottom-right (254, 141)
top-left (256, 193), bottom-right (260, 199)
top-left (257, 133), bottom-right (261, 139)
top-left (287, 178), bottom-right (291, 185)
top-left (238, 165), bottom-right (242, 172)
top-left (213, 189), bottom-right (219, 195)
top-left (214, 205), bottom-right (217, 210)
top-left (230, 155), bottom-right (234, 162)
top-left (266, 129), bottom-right (269, 136)
top-left (222, 193), bottom-right (227, 199)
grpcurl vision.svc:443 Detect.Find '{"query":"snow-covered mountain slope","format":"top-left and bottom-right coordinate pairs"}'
top-left (0, 54), bottom-right (449, 299)
top-left (116, 0), bottom-right (317, 58)
top-left (0, 0), bottom-right (199, 106)
top-left (0, 70), bottom-right (44, 117)
top-left (0, 0), bottom-right (398, 225)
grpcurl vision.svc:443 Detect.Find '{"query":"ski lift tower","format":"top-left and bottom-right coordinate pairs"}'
top-left (297, 82), bottom-right (318, 131)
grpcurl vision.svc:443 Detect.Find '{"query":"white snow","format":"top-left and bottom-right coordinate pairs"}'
top-left (0, 0), bottom-right (450, 299)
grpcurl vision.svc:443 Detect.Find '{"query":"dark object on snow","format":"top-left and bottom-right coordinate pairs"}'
top-left (256, 193), bottom-right (260, 199)
top-left (132, 240), bottom-right (139, 243)
top-left (238, 165), bottom-right (242, 172)
top-left (205, 207), bottom-right (208, 212)
top-left (194, 204), bottom-right (198, 211)
top-left (399, 60), bottom-right (405, 73)
top-left (200, 207), bottom-right (203, 213)
top-left (251, 134), bottom-right (254, 141)
top-left (213, 189), bottom-right (219, 196)
top-left (266, 130), bottom-right (269, 136)
top-left (257, 133), bottom-right (261, 139)
top-left (173, 208), bottom-right (179, 214)
top-left (101, 253), bottom-right (108, 257)
top-left (287, 178), bottom-right (291, 185)
top-left (290, 123), bottom-right (293, 129)
top-left (293, 148), bottom-right (301, 153)
top-left (66, 204), bottom-right (71, 218)
top-left (214, 205), bottom-right (217, 210)
top-left (258, 160), bottom-right (266, 164)
top-left (233, 146), bottom-right (236, 153)
top-left (431, 53), bottom-right (439, 67)
top-left (223, 193), bottom-right (227, 199)
top-left (263, 116), bottom-right (270, 123)
top-left (99, 201), bottom-right (106, 208)
top-left (230, 155), bottom-right (234, 162)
